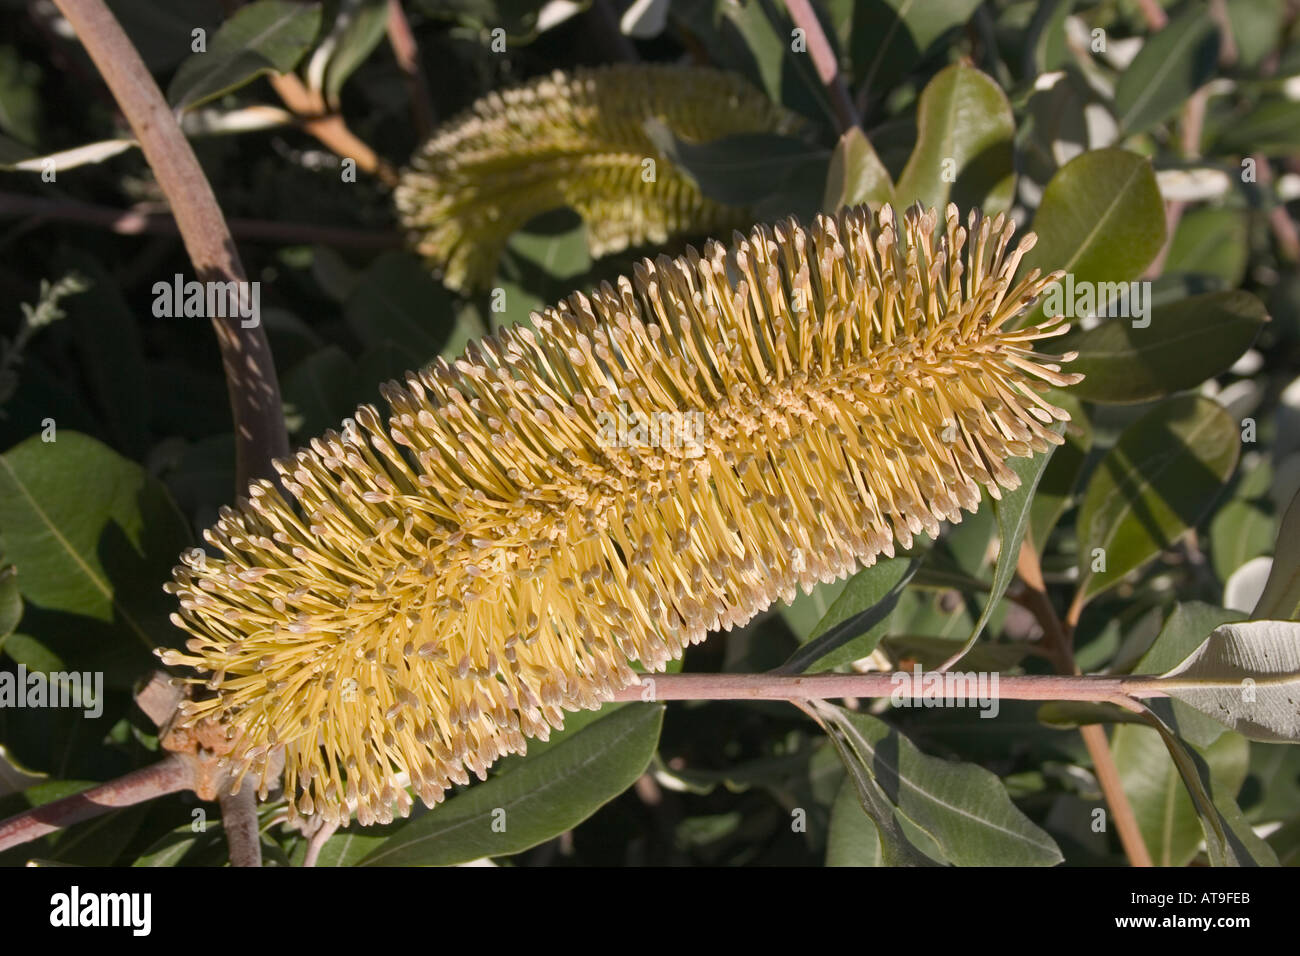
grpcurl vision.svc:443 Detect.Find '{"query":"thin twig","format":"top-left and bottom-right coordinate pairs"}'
top-left (783, 0), bottom-right (860, 133)
top-left (0, 755), bottom-right (193, 854)
top-left (387, 0), bottom-right (435, 138)
top-left (270, 72), bottom-right (399, 187)
top-left (0, 192), bottom-right (402, 248)
top-left (1016, 542), bottom-right (1153, 868)
top-left (1208, 0), bottom-right (1238, 66)
top-left (1254, 153), bottom-right (1300, 264)
top-left (608, 671), bottom-right (1170, 703)
top-left (301, 820), bottom-right (339, 867)
top-left (1135, 0), bottom-right (1169, 31)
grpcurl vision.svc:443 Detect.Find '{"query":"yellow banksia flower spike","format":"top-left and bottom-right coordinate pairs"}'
top-left (394, 64), bottom-right (802, 291)
top-left (161, 203), bottom-right (1081, 827)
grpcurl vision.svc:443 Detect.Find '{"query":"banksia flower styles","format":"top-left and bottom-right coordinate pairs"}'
top-left (394, 64), bottom-right (801, 291)
top-left (163, 203), bottom-right (1081, 827)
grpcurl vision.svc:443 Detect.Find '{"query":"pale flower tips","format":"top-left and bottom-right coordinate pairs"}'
top-left (164, 202), bottom-right (1081, 826)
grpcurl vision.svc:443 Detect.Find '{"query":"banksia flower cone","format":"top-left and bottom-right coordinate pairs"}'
top-left (162, 203), bottom-right (1081, 826)
top-left (394, 64), bottom-right (801, 291)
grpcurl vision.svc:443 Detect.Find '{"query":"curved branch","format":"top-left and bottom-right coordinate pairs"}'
top-left (52, 0), bottom-right (289, 489)
top-left (0, 755), bottom-right (193, 854)
top-left (51, 0), bottom-right (294, 865)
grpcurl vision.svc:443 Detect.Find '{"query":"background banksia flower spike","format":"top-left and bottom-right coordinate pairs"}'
top-left (393, 64), bottom-right (802, 291)
top-left (160, 202), bottom-right (1081, 827)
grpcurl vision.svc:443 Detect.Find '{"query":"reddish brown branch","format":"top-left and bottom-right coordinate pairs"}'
top-left (51, 0), bottom-right (289, 490)
top-left (50, 0), bottom-right (295, 865)
top-left (608, 671), bottom-right (1168, 703)
top-left (220, 787), bottom-right (262, 868)
top-left (0, 755), bottom-right (193, 854)
top-left (1135, 0), bottom-right (1169, 31)
top-left (1254, 153), bottom-right (1300, 264)
top-left (784, 0), bottom-right (859, 133)
top-left (1016, 542), bottom-right (1153, 868)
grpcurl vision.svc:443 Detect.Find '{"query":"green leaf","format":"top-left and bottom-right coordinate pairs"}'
top-left (776, 558), bottom-right (917, 674)
top-left (1212, 99), bottom-right (1300, 155)
top-left (489, 210), bottom-right (591, 313)
top-left (0, 45), bottom-right (41, 146)
top-left (1017, 149), bottom-right (1166, 329)
top-left (1113, 722), bottom-right (1249, 866)
top-left (1132, 602), bottom-right (1247, 748)
top-left (1243, 741), bottom-right (1300, 825)
top-left (1036, 699), bottom-right (1277, 866)
top-left (320, 0), bottom-right (389, 106)
top-left (826, 776), bottom-right (884, 865)
top-left (943, 426), bottom-right (1063, 669)
top-left (1076, 395), bottom-right (1239, 601)
top-left (1211, 499), bottom-right (1275, 583)
top-left (822, 127), bottom-right (894, 212)
top-left (0, 566), bottom-right (20, 645)
top-left (642, 122), bottom-right (830, 222)
top-left (1158, 620), bottom-right (1300, 743)
top-left (1126, 704), bottom-right (1276, 867)
top-left (1053, 290), bottom-right (1267, 404)
top-left (850, 0), bottom-right (983, 101)
top-left (1252, 487), bottom-right (1300, 620)
top-left (1223, 0), bottom-right (1285, 69)
top-left (811, 702), bottom-right (940, 866)
top-left (282, 345), bottom-right (355, 438)
top-left (294, 826), bottom-right (389, 866)
top-left (106, 0), bottom-right (224, 72)
top-left (61, 254), bottom-right (151, 458)
top-left (1035, 700), bottom-right (1144, 730)
top-left (714, 0), bottom-right (834, 129)
top-left (168, 0), bottom-right (323, 111)
top-left (0, 433), bottom-right (193, 679)
top-left (894, 65), bottom-right (1016, 215)
top-left (1139, 603), bottom-right (1249, 675)
top-left (1113, 6), bottom-right (1219, 135)
top-left (1024, 0), bottom-right (1074, 76)
top-left (344, 252), bottom-right (457, 361)
top-left (1027, 391), bottom-right (1090, 550)
top-left (1163, 207), bottom-right (1250, 288)
top-left (1206, 457), bottom-right (1268, 582)
top-left (132, 821), bottom-right (226, 867)
top-left (882, 634), bottom-right (1028, 671)
top-left (812, 702), bottom-right (1063, 866)
top-left (358, 703), bottom-right (663, 865)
